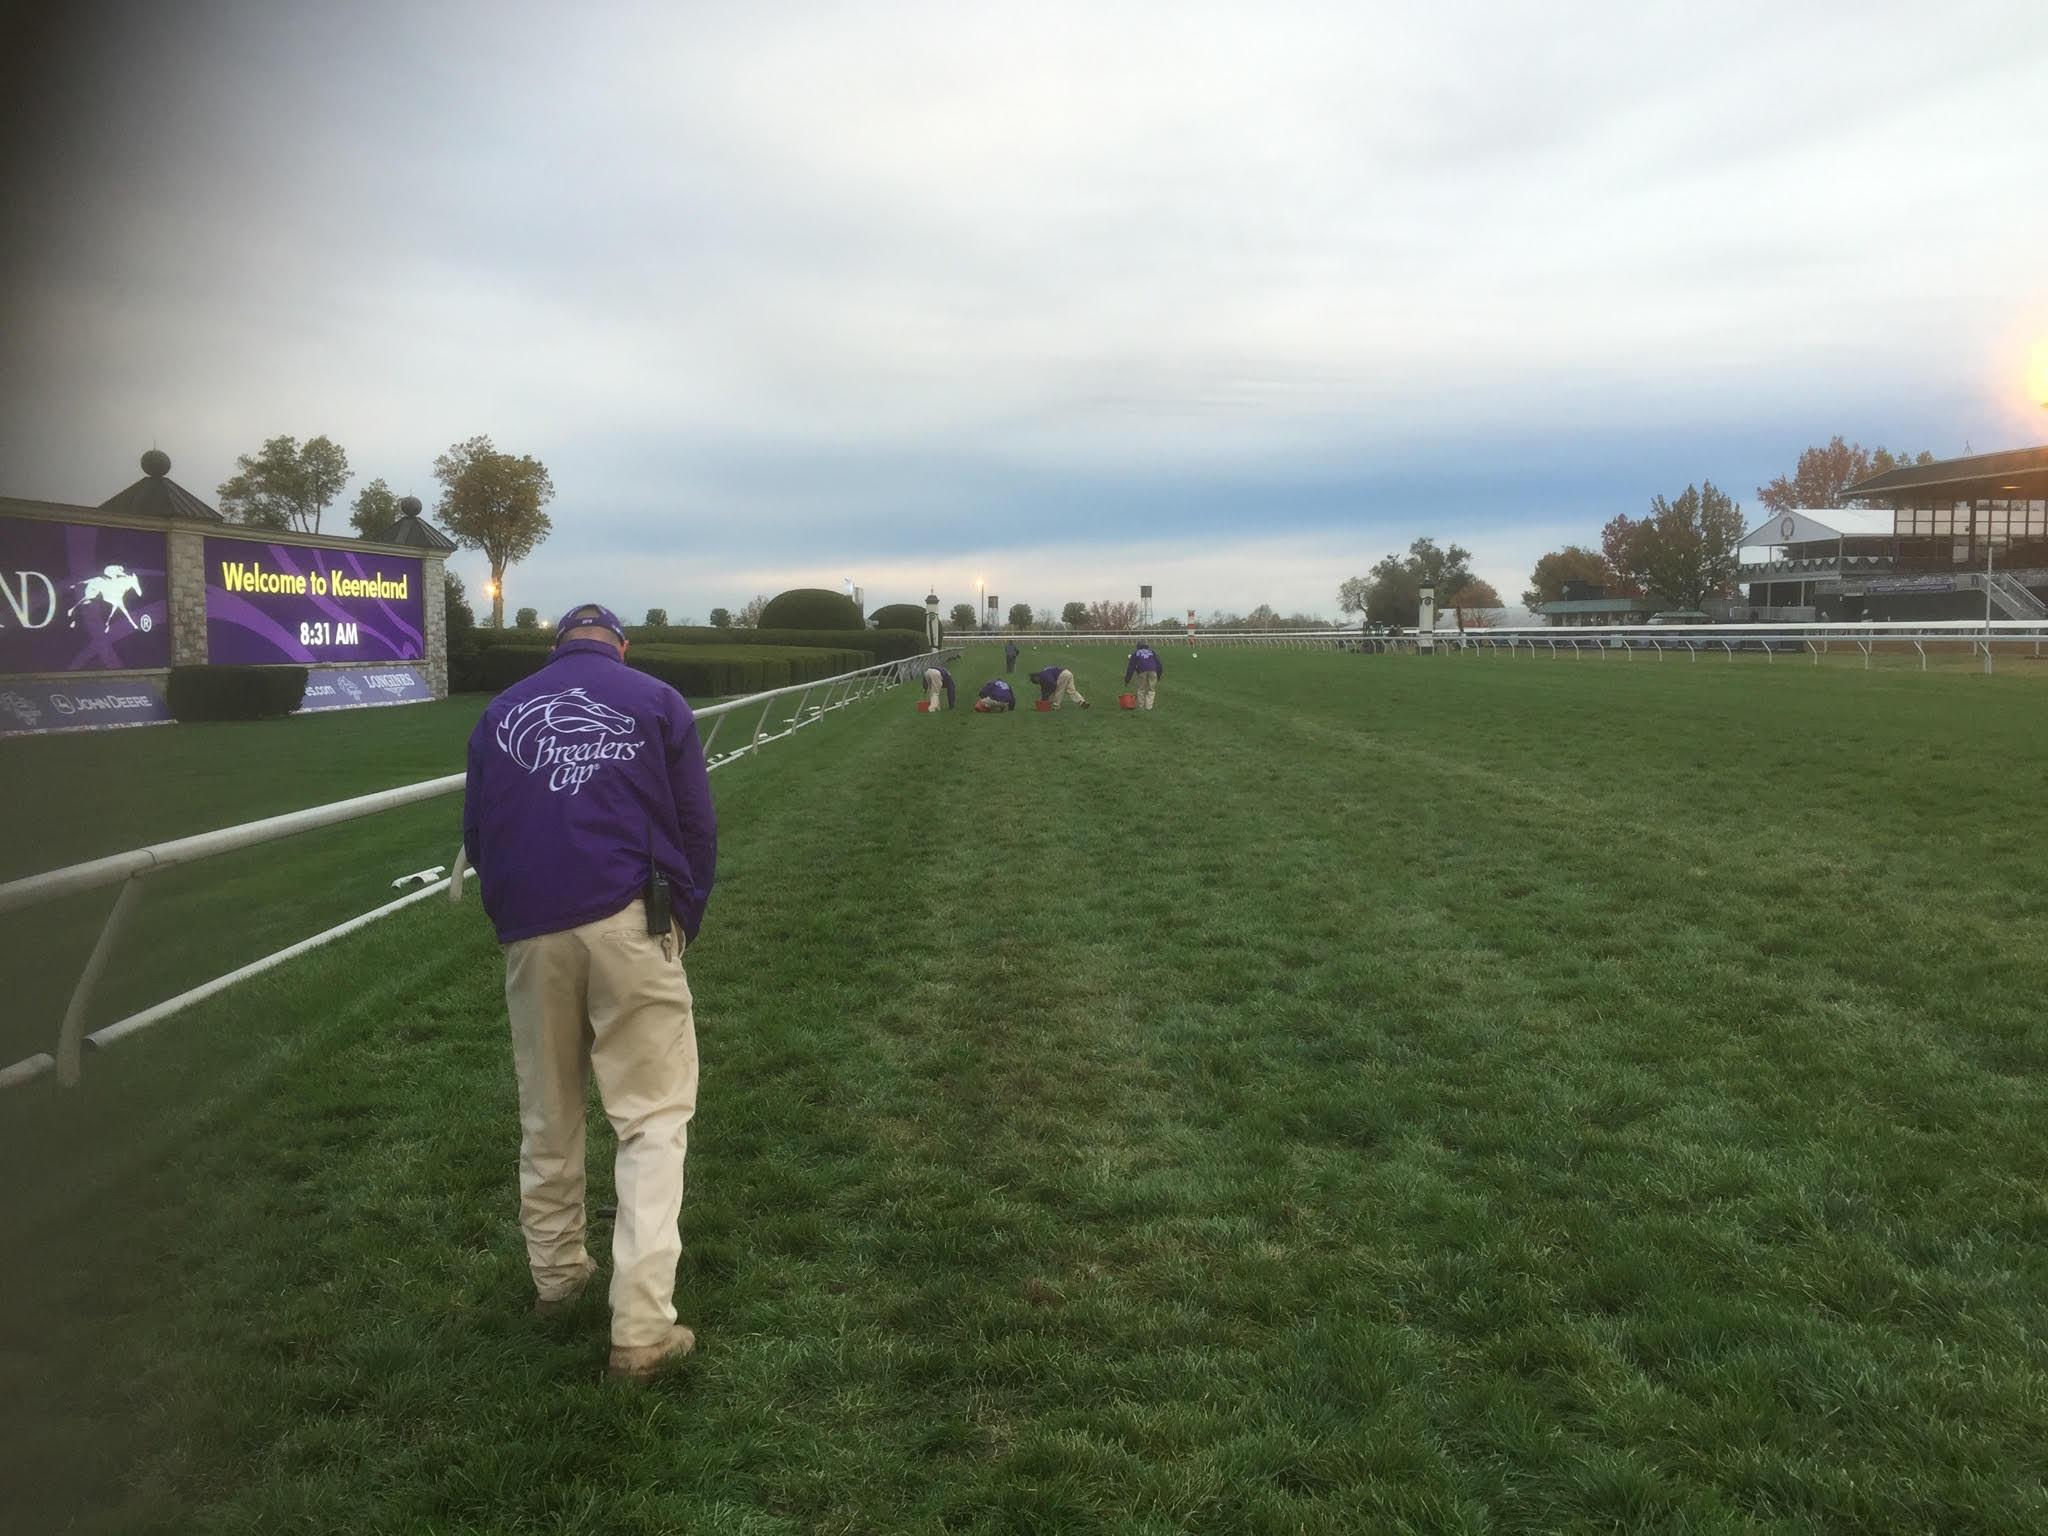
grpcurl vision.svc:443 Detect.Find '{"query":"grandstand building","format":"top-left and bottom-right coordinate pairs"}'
top-left (1738, 444), bottom-right (2048, 622)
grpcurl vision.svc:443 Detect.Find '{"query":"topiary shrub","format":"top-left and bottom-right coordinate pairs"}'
top-left (759, 588), bottom-right (864, 631)
top-left (471, 643), bottom-right (873, 699)
top-left (868, 603), bottom-right (928, 632)
top-left (560, 626), bottom-right (922, 661)
top-left (166, 665), bottom-right (309, 722)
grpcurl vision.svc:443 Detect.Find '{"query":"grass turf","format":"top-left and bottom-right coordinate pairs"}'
top-left (2, 646), bottom-right (2046, 1533)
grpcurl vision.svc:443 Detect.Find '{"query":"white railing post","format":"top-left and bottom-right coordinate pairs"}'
top-left (54, 875), bottom-right (145, 1087)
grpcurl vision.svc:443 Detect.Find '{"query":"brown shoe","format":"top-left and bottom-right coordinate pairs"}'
top-left (607, 1324), bottom-right (696, 1381)
top-left (533, 1256), bottom-right (598, 1317)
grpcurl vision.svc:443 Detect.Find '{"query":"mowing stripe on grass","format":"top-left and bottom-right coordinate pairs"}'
top-left (4, 646), bottom-right (2046, 1534)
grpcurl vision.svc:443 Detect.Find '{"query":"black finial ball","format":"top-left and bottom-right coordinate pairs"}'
top-left (399, 495), bottom-right (422, 517)
top-left (141, 449), bottom-right (171, 477)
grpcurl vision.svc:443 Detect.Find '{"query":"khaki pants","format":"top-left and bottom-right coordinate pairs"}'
top-left (1135, 672), bottom-right (1158, 709)
top-left (924, 670), bottom-right (945, 711)
top-left (1053, 669), bottom-right (1086, 708)
top-left (504, 901), bottom-right (698, 1347)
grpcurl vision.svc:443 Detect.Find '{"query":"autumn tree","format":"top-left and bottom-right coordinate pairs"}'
top-left (218, 434), bottom-right (351, 534)
top-left (1523, 545), bottom-right (1621, 610)
top-left (1060, 601), bottom-right (1089, 629)
top-left (1600, 515), bottom-right (1652, 598)
top-left (348, 477), bottom-right (402, 538)
top-left (1340, 538), bottom-right (1476, 625)
top-left (1442, 578), bottom-right (1503, 629)
top-left (1085, 599), bottom-right (1139, 631)
top-left (1756, 437), bottom-right (1935, 512)
top-left (1607, 482), bottom-right (1745, 610)
top-left (433, 435), bottom-right (555, 627)
top-left (1007, 602), bottom-right (1033, 630)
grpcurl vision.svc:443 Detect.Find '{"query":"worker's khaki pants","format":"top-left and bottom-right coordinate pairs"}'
top-left (504, 901), bottom-right (697, 1348)
top-left (924, 670), bottom-right (945, 711)
top-left (1053, 669), bottom-right (1086, 708)
top-left (1135, 672), bottom-right (1158, 709)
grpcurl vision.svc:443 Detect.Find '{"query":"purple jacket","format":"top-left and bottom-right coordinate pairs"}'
top-left (1031, 665), bottom-right (1067, 699)
top-left (463, 639), bottom-right (717, 944)
top-left (979, 679), bottom-right (1016, 708)
top-left (926, 665), bottom-right (956, 708)
top-left (1124, 647), bottom-right (1164, 683)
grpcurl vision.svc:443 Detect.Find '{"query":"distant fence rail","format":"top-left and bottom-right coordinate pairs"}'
top-left (0, 648), bottom-right (958, 1091)
top-left (994, 621), bottom-right (2048, 667)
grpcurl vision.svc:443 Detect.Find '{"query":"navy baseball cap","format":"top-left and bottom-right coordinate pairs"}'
top-left (554, 604), bottom-right (627, 646)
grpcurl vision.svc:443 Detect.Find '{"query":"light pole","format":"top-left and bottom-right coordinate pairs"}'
top-left (976, 576), bottom-right (985, 632)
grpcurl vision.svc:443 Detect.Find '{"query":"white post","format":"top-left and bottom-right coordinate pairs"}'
top-left (55, 876), bottom-right (145, 1087)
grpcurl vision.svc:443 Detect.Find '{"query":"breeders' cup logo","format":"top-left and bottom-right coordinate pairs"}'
top-left (496, 688), bottom-right (643, 794)
top-left (67, 565), bottom-right (152, 634)
top-left (336, 673), bottom-right (365, 702)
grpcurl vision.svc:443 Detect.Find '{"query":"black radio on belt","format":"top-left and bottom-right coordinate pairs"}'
top-left (644, 862), bottom-right (673, 937)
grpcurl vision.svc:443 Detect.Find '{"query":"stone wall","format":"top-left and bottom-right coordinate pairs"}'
top-left (422, 557), bottom-right (448, 698)
top-left (166, 528), bottom-right (209, 667)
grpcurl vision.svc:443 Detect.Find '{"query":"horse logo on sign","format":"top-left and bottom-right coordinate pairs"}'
top-left (66, 565), bottom-right (151, 634)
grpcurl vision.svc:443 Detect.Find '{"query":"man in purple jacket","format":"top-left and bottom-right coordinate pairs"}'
top-left (974, 678), bottom-right (1017, 711)
top-left (1031, 663), bottom-right (1089, 709)
top-left (463, 603), bottom-right (716, 1382)
top-left (1123, 643), bottom-right (1164, 710)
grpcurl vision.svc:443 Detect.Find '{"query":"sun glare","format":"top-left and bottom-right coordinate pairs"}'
top-left (2028, 342), bottom-right (2048, 408)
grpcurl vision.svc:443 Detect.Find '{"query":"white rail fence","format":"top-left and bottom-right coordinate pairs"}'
top-left (1001, 620), bottom-right (2048, 669)
top-left (0, 649), bottom-right (957, 1091)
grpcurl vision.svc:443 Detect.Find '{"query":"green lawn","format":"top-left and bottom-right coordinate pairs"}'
top-left (0, 698), bottom-right (488, 1068)
top-left (4, 647), bottom-right (2047, 1534)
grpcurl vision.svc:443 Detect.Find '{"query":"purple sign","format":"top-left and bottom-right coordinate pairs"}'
top-left (205, 535), bottom-right (425, 666)
top-left (297, 665), bottom-right (433, 712)
top-left (0, 515), bottom-right (172, 673)
top-left (0, 677), bottom-right (172, 736)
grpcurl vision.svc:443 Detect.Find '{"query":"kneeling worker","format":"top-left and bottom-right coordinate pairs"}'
top-left (975, 679), bottom-right (1018, 711)
top-left (1031, 663), bottom-right (1089, 709)
top-left (1124, 643), bottom-right (1164, 709)
top-left (463, 603), bottom-right (716, 1383)
top-left (923, 664), bottom-right (956, 712)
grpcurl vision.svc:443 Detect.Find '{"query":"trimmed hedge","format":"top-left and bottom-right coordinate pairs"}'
top-left (760, 588), bottom-right (864, 631)
top-left (473, 625), bottom-right (930, 662)
top-left (867, 603), bottom-right (928, 632)
top-left (473, 643), bottom-right (870, 700)
top-left (167, 665), bottom-right (309, 722)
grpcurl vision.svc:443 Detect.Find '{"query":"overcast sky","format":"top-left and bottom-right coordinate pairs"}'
top-left (4, 0), bottom-right (2046, 622)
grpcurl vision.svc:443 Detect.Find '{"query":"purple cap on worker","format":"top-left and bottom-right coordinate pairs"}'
top-left (554, 603), bottom-right (627, 647)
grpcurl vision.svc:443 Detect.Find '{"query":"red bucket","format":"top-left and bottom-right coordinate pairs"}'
top-left (916, 701), bottom-right (930, 712)
top-left (1035, 699), bottom-right (1053, 712)
top-left (1119, 693), bottom-right (1137, 710)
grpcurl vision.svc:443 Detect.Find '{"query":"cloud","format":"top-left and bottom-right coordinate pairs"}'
top-left (5, 0), bottom-right (2046, 626)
